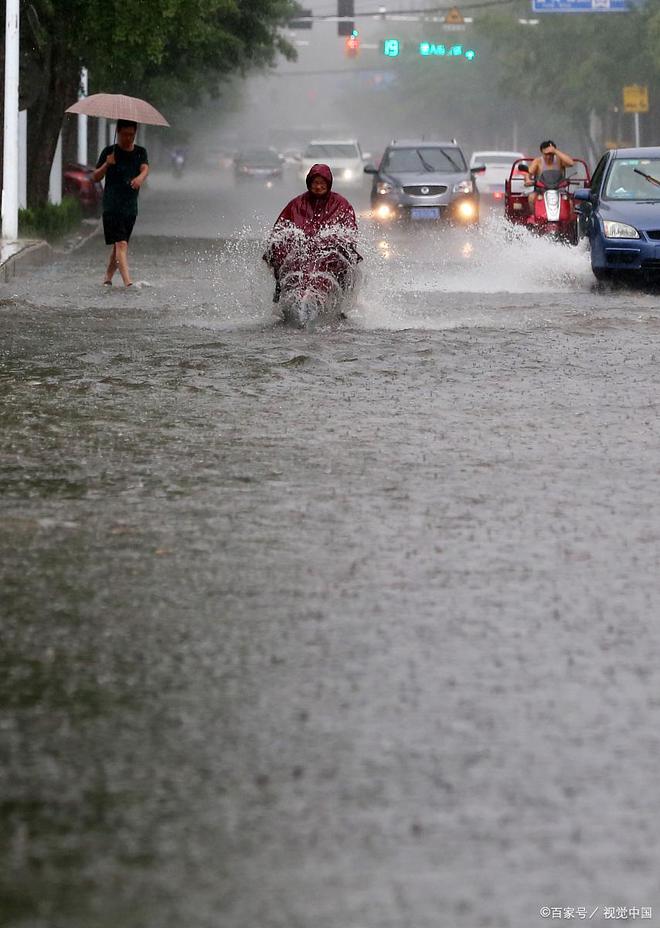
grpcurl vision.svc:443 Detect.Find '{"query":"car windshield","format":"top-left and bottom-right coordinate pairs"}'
top-left (383, 147), bottom-right (466, 173)
top-left (238, 150), bottom-right (280, 166)
top-left (604, 158), bottom-right (660, 201)
top-left (305, 144), bottom-right (359, 159)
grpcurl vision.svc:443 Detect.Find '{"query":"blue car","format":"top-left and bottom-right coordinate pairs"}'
top-left (575, 147), bottom-right (660, 282)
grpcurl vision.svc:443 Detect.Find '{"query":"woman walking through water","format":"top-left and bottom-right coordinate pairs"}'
top-left (92, 119), bottom-right (149, 287)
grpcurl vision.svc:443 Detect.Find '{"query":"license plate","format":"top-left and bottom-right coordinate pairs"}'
top-left (411, 207), bottom-right (440, 220)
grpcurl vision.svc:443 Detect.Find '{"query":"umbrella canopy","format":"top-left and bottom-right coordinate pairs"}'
top-left (66, 93), bottom-right (169, 127)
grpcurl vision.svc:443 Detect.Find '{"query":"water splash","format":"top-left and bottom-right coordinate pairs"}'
top-left (353, 212), bottom-right (595, 331)
top-left (267, 222), bottom-right (361, 329)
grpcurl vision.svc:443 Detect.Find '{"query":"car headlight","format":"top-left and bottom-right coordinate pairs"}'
top-left (342, 169), bottom-right (354, 180)
top-left (376, 181), bottom-right (393, 195)
top-left (453, 179), bottom-right (473, 194)
top-left (602, 220), bottom-right (640, 239)
top-left (375, 204), bottom-right (394, 220)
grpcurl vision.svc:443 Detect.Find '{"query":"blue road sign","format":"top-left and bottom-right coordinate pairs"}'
top-left (532, 0), bottom-right (627, 11)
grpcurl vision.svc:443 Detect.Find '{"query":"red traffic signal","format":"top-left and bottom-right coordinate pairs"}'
top-left (345, 32), bottom-right (360, 57)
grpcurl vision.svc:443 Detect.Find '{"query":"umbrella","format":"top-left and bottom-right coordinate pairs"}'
top-left (66, 93), bottom-right (169, 127)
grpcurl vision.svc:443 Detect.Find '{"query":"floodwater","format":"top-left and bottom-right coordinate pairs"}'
top-left (2, 169), bottom-right (660, 928)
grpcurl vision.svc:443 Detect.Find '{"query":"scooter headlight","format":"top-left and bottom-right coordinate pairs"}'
top-left (453, 179), bottom-right (474, 194)
top-left (377, 181), bottom-right (393, 195)
top-left (603, 220), bottom-right (639, 239)
top-left (456, 200), bottom-right (477, 221)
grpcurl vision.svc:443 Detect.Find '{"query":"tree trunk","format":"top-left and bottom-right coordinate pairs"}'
top-left (62, 114), bottom-right (77, 167)
top-left (26, 37), bottom-right (79, 207)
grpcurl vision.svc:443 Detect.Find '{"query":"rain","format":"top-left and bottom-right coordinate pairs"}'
top-left (2, 1), bottom-right (660, 926)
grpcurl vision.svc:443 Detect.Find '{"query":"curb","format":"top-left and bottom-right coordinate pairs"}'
top-left (0, 240), bottom-right (53, 283)
top-left (0, 219), bottom-right (101, 283)
top-left (58, 218), bottom-right (102, 256)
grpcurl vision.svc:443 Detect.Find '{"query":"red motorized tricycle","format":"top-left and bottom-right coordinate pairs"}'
top-left (504, 157), bottom-right (591, 245)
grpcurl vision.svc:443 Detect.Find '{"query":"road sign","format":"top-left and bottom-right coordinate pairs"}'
top-left (532, 0), bottom-right (627, 11)
top-left (444, 6), bottom-right (464, 24)
top-left (623, 85), bottom-right (649, 114)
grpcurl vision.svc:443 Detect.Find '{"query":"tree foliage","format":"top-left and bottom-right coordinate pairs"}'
top-left (475, 0), bottom-right (660, 153)
top-left (17, 0), bottom-right (296, 204)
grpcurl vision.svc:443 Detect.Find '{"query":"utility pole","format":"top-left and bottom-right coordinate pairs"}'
top-left (18, 109), bottom-right (27, 209)
top-left (77, 68), bottom-right (89, 165)
top-left (49, 134), bottom-right (63, 206)
top-left (2, 0), bottom-right (20, 241)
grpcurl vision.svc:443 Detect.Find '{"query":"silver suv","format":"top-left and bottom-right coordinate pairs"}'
top-left (365, 140), bottom-right (485, 224)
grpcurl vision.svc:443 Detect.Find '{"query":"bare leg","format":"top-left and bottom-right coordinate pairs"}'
top-left (104, 245), bottom-right (118, 284)
top-left (115, 241), bottom-right (132, 287)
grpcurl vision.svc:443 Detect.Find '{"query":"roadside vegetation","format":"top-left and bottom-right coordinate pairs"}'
top-left (18, 198), bottom-right (82, 241)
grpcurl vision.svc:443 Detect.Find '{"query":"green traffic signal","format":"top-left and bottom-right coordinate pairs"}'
top-left (419, 42), bottom-right (476, 58)
top-left (382, 39), bottom-right (476, 59)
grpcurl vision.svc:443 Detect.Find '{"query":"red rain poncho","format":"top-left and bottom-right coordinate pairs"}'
top-left (274, 163), bottom-right (358, 235)
top-left (266, 164), bottom-right (360, 273)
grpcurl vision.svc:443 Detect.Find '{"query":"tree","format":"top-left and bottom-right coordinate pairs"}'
top-left (475, 0), bottom-right (658, 156)
top-left (13, 0), bottom-right (295, 205)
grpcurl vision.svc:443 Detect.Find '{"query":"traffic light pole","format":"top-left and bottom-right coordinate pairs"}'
top-left (2, 0), bottom-right (20, 241)
top-left (634, 112), bottom-right (640, 148)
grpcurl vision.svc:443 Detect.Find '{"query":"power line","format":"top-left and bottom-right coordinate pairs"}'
top-left (289, 0), bottom-right (520, 19)
top-left (273, 66), bottom-right (399, 74)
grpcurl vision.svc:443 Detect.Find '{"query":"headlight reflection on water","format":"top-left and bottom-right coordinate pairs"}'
top-left (375, 204), bottom-right (394, 221)
top-left (457, 200), bottom-right (477, 221)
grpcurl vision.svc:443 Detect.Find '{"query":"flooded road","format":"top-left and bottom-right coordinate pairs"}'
top-left (2, 170), bottom-right (660, 928)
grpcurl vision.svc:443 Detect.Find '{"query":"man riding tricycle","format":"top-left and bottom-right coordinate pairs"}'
top-left (504, 141), bottom-right (591, 245)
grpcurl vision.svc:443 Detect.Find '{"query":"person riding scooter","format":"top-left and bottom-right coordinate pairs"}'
top-left (523, 140), bottom-right (574, 210)
top-left (265, 163), bottom-right (361, 303)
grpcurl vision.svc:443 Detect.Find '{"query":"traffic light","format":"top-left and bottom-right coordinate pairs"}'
top-left (337, 0), bottom-right (354, 37)
top-left (345, 30), bottom-right (360, 57)
top-left (383, 38), bottom-right (400, 57)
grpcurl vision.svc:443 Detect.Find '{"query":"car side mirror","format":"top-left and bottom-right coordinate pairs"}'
top-left (470, 164), bottom-right (487, 174)
top-left (573, 188), bottom-right (591, 202)
top-left (364, 164), bottom-right (378, 175)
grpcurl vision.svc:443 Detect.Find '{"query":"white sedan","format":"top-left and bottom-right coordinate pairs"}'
top-left (470, 150), bottom-right (525, 204)
top-left (300, 140), bottom-right (368, 187)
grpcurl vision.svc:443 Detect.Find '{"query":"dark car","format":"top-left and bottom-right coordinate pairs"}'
top-left (364, 139), bottom-right (485, 224)
top-left (234, 148), bottom-right (284, 181)
top-left (63, 163), bottom-right (103, 217)
top-left (575, 147), bottom-right (660, 282)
